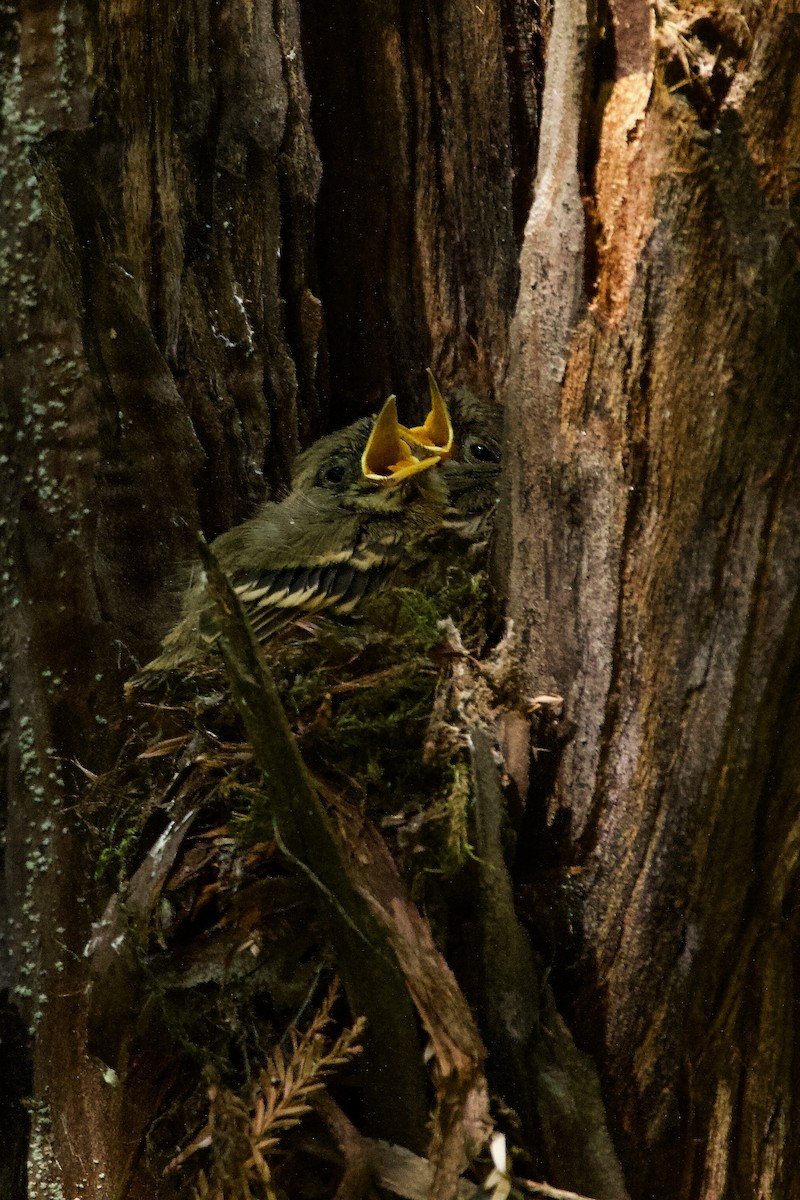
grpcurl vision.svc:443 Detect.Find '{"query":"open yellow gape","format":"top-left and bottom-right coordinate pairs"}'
top-left (399, 370), bottom-right (454, 458)
top-left (362, 371), bottom-right (456, 482)
top-left (361, 396), bottom-right (441, 483)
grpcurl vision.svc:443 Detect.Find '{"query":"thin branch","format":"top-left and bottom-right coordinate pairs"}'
top-left (198, 537), bottom-right (429, 1149)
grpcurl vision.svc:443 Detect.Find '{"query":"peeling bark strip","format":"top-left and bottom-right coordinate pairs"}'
top-left (334, 816), bottom-right (491, 1200)
top-left (498, 4), bottom-right (633, 1184)
top-left (503, 0), bottom-right (800, 1197)
top-left (502, 0), bottom-right (591, 723)
top-left (199, 541), bottom-right (431, 1152)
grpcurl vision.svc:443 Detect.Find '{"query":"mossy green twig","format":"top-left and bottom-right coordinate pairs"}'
top-left (198, 537), bottom-right (429, 1151)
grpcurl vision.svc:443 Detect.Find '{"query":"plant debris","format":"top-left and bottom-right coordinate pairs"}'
top-left (82, 561), bottom-right (529, 1198)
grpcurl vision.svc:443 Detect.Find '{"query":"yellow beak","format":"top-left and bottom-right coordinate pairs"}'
top-left (399, 370), bottom-right (454, 458)
top-left (361, 396), bottom-right (440, 484)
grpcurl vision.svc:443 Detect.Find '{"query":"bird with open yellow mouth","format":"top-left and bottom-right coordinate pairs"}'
top-left (127, 396), bottom-right (447, 691)
top-left (127, 375), bottom-right (504, 692)
top-left (400, 370), bottom-right (502, 541)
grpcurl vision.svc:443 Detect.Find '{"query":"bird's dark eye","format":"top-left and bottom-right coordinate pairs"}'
top-left (466, 437), bottom-right (500, 464)
top-left (321, 463), bottom-right (346, 485)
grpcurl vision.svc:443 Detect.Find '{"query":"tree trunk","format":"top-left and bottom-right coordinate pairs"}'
top-left (2, 0), bottom-right (798, 1198)
top-left (503, 3), bottom-right (800, 1196)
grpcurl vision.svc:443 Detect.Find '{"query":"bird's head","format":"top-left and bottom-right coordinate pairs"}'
top-left (289, 397), bottom-right (444, 519)
top-left (398, 371), bottom-right (501, 475)
top-left (441, 388), bottom-right (503, 534)
top-left (395, 372), bottom-right (502, 535)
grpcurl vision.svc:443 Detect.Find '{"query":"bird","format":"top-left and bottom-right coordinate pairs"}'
top-left (439, 386), bottom-right (502, 540)
top-left (399, 371), bottom-right (502, 542)
top-left (126, 397), bottom-right (448, 693)
top-left (127, 377), bottom-right (504, 694)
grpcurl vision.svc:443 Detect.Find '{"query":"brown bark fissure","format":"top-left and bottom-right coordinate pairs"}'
top-left (498, 0), bottom-right (543, 241)
top-left (300, 0), bottom-right (523, 416)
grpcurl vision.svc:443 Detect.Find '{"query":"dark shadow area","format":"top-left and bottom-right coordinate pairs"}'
top-left (0, 994), bottom-right (33, 1200)
top-left (300, 0), bottom-right (429, 423)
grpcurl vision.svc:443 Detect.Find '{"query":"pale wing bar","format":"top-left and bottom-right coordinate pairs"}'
top-left (232, 542), bottom-right (402, 645)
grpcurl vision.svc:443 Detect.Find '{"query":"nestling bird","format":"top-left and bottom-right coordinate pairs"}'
top-left (126, 398), bottom-right (447, 691)
top-left (400, 371), bottom-right (502, 541)
top-left (127, 377), bottom-right (503, 694)
top-left (440, 385), bottom-right (502, 539)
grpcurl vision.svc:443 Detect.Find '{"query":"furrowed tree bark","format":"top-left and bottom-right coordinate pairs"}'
top-left (3, 0), bottom-right (800, 1197)
top-left (1, 2), bottom-right (323, 1196)
top-left (504, 1), bottom-right (800, 1197)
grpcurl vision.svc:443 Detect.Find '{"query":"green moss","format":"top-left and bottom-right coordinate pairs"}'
top-left (237, 564), bottom-right (490, 888)
top-left (93, 805), bottom-right (149, 890)
top-left (433, 761), bottom-right (475, 876)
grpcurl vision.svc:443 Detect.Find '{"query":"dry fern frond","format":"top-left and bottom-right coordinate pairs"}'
top-left (165, 978), bottom-right (366, 1200)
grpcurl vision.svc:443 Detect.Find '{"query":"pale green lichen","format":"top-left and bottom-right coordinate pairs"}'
top-left (11, 705), bottom-right (68, 1030)
top-left (0, 48), bottom-right (44, 310)
top-left (27, 1102), bottom-right (67, 1200)
top-left (1, 29), bottom-right (90, 539)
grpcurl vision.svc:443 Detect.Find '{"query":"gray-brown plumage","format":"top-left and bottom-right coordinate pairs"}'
top-left (399, 373), bottom-right (502, 542)
top-left (440, 387), bottom-right (502, 540)
top-left (127, 379), bottom-right (504, 695)
top-left (127, 400), bottom-right (446, 692)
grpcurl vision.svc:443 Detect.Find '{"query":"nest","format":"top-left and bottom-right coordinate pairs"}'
top-left (81, 562), bottom-right (526, 1200)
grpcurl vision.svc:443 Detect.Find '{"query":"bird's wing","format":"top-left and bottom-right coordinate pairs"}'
top-left (232, 535), bottom-right (403, 644)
